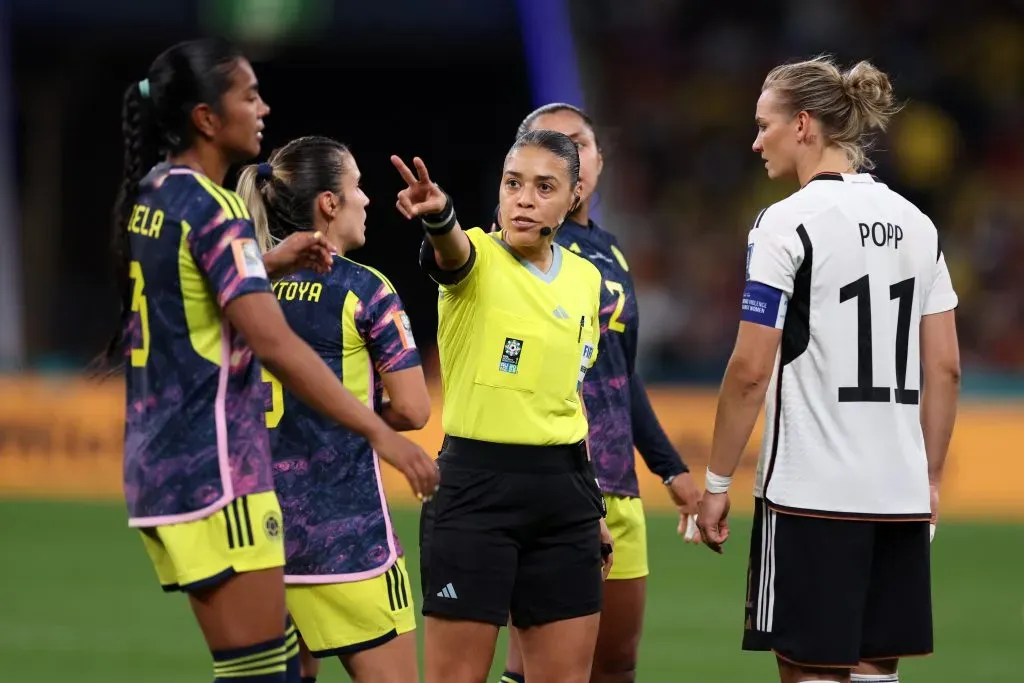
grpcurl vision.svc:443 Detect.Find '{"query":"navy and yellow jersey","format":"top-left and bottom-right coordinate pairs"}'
top-left (421, 227), bottom-right (602, 446)
top-left (265, 256), bottom-right (421, 582)
top-left (123, 163), bottom-right (275, 526)
top-left (556, 220), bottom-right (685, 497)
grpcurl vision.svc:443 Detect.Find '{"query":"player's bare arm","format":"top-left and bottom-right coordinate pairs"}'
top-left (698, 321), bottom-right (781, 553)
top-left (380, 366), bottom-right (431, 431)
top-left (225, 292), bottom-right (440, 500)
top-left (391, 155), bottom-right (471, 271)
top-left (920, 309), bottom-right (961, 528)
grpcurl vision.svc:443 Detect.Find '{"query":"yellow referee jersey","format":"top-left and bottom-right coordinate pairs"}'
top-left (432, 227), bottom-right (602, 445)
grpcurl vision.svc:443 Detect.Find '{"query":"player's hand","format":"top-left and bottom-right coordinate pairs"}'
top-left (599, 517), bottom-right (614, 580)
top-left (263, 231), bottom-right (334, 278)
top-left (391, 156), bottom-right (448, 219)
top-left (371, 429), bottom-right (440, 501)
top-left (696, 491), bottom-right (731, 554)
top-left (667, 472), bottom-right (702, 544)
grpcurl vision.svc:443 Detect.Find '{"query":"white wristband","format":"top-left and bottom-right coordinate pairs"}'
top-left (705, 468), bottom-right (733, 494)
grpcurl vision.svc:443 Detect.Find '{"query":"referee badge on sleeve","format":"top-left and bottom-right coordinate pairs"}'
top-left (499, 337), bottom-right (523, 374)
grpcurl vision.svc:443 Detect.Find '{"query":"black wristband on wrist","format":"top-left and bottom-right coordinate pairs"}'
top-left (421, 193), bottom-right (457, 236)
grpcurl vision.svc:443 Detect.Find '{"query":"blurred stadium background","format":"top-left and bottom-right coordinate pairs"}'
top-left (1, 0), bottom-right (1022, 681)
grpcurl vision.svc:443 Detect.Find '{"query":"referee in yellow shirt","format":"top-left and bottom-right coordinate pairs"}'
top-left (391, 129), bottom-right (612, 683)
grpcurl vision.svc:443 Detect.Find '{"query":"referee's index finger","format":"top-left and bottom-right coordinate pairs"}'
top-left (390, 155), bottom-right (418, 186)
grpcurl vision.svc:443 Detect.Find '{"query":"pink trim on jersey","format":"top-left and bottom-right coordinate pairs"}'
top-left (128, 320), bottom-right (236, 528)
top-left (168, 168), bottom-right (196, 176)
top-left (285, 356), bottom-right (398, 584)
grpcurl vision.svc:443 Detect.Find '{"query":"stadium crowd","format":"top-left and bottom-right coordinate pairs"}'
top-left (570, 0), bottom-right (1024, 381)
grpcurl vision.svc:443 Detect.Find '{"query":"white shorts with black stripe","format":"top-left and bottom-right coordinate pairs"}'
top-left (742, 498), bottom-right (934, 668)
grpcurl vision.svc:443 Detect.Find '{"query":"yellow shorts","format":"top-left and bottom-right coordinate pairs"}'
top-left (604, 494), bottom-right (649, 580)
top-left (139, 491), bottom-right (285, 592)
top-left (286, 556), bottom-right (417, 657)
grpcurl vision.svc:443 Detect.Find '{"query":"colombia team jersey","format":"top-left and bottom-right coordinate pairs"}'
top-left (555, 220), bottom-right (641, 496)
top-left (267, 257), bottom-right (421, 581)
top-left (123, 163), bottom-right (274, 527)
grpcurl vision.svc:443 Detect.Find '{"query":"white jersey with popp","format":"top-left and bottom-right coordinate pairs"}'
top-left (741, 172), bottom-right (958, 518)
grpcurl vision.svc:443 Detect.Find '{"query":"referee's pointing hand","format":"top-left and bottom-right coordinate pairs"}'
top-left (391, 155), bottom-right (447, 219)
top-left (371, 428), bottom-right (440, 502)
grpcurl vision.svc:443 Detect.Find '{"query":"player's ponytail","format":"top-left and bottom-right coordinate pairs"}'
top-left (95, 79), bottom-right (161, 373)
top-left (238, 136), bottom-right (351, 253)
top-left (236, 162), bottom-right (275, 254)
top-left (841, 61), bottom-right (898, 137)
top-left (762, 55), bottom-right (903, 171)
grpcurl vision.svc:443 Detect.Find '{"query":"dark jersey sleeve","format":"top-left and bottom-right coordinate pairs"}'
top-left (629, 372), bottom-right (688, 479)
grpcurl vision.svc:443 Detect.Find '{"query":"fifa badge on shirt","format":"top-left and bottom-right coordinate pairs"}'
top-left (577, 342), bottom-right (594, 391)
top-left (499, 337), bottom-right (523, 374)
top-left (232, 238), bottom-right (269, 280)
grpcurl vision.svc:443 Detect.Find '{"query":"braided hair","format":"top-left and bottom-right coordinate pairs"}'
top-left (98, 39), bottom-right (242, 372)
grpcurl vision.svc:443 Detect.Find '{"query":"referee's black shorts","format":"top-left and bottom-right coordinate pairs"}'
top-left (743, 498), bottom-right (933, 668)
top-left (419, 435), bottom-right (605, 629)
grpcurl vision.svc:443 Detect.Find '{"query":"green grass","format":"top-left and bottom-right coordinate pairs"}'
top-left (1, 501), bottom-right (1022, 681)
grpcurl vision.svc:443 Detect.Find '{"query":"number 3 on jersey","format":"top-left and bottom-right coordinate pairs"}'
top-left (262, 368), bottom-right (284, 428)
top-left (129, 261), bottom-right (149, 367)
top-left (605, 280), bottom-right (627, 333)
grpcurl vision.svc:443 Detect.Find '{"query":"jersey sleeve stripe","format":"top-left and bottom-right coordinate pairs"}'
top-left (222, 189), bottom-right (249, 220)
top-left (207, 181), bottom-right (245, 218)
top-left (193, 174), bottom-right (239, 220)
top-left (751, 208), bottom-right (768, 231)
top-left (779, 224), bottom-right (813, 365)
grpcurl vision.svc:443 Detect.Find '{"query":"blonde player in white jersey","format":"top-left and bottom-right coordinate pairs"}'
top-left (696, 56), bottom-right (961, 683)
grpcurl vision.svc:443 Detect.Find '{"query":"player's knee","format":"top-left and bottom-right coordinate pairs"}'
top-left (853, 658), bottom-right (898, 678)
top-left (589, 660), bottom-right (637, 683)
top-left (427, 660), bottom-right (491, 683)
top-left (212, 624), bottom-right (299, 682)
top-left (590, 640), bottom-right (639, 683)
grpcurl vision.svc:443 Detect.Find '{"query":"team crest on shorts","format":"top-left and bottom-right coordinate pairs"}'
top-left (499, 337), bottom-right (523, 374)
top-left (262, 510), bottom-right (282, 541)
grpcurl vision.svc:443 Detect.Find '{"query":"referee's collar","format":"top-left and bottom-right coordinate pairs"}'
top-left (493, 234), bottom-right (564, 283)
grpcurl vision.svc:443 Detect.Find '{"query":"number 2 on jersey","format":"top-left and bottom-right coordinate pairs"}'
top-left (128, 261), bottom-right (149, 367)
top-left (262, 368), bottom-right (284, 428)
top-left (605, 280), bottom-right (627, 333)
top-left (838, 275), bottom-right (918, 405)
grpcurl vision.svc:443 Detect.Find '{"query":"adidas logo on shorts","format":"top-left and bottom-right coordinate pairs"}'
top-left (436, 582), bottom-right (458, 599)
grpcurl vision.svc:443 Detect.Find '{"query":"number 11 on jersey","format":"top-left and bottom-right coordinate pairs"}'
top-left (838, 274), bottom-right (918, 405)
